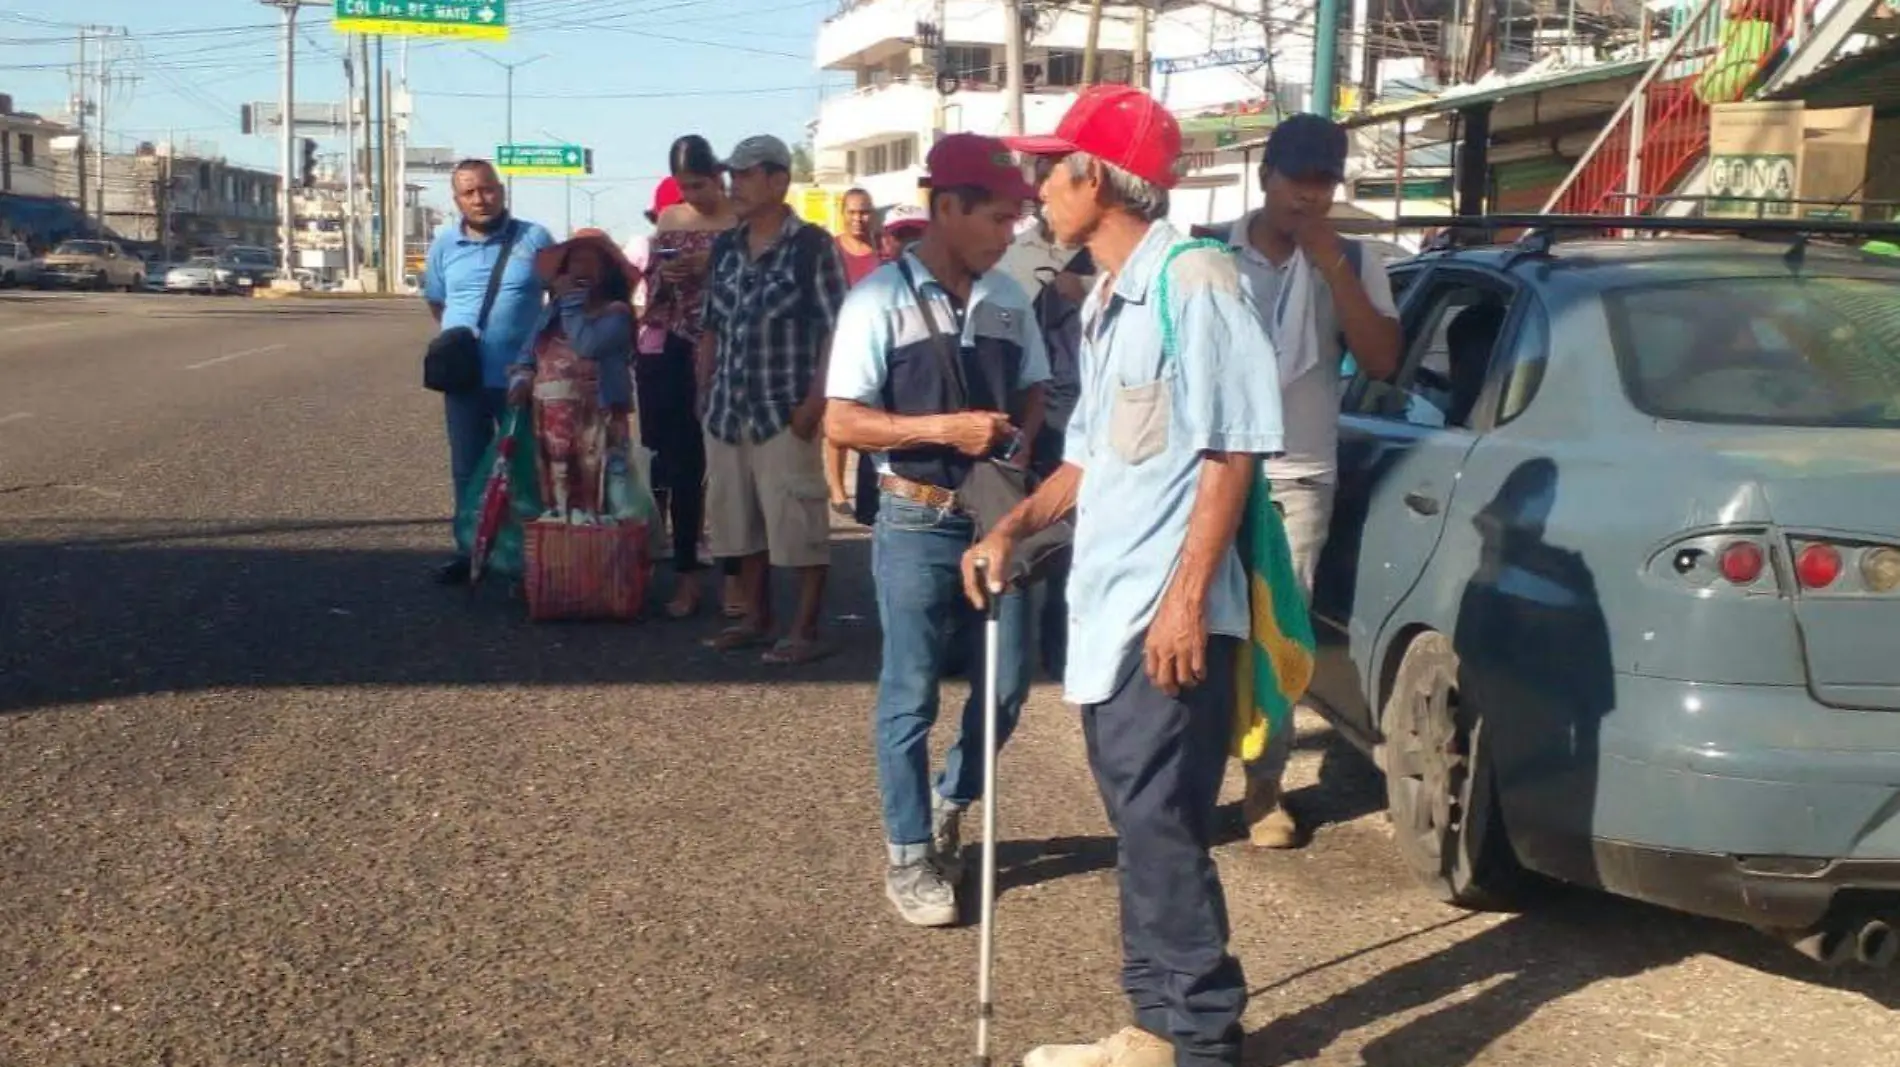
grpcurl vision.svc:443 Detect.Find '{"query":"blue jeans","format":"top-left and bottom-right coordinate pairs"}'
top-left (872, 494), bottom-right (1031, 864)
top-left (445, 387), bottom-right (510, 548)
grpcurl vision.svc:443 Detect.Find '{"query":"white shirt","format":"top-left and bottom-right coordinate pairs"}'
top-left (995, 226), bottom-right (1084, 300)
top-left (1228, 211), bottom-right (1399, 483)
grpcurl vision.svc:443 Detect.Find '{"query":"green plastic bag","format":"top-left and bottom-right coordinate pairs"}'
top-left (454, 412), bottom-right (544, 580)
top-left (453, 412), bottom-right (660, 580)
top-left (1154, 239), bottom-right (1318, 761)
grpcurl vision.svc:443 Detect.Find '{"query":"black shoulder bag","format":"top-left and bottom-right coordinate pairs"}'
top-left (896, 260), bottom-right (1072, 587)
top-left (424, 219), bottom-right (523, 394)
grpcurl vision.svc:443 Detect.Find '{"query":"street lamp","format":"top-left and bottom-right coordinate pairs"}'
top-left (540, 127), bottom-right (575, 236)
top-left (576, 186), bottom-right (610, 229)
top-left (467, 50), bottom-right (546, 201)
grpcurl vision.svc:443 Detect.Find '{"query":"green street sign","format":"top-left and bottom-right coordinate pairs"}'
top-left (334, 0), bottom-right (508, 41)
top-left (497, 143), bottom-right (588, 177)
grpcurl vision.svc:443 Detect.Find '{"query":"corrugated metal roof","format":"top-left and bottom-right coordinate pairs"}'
top-left (1766, 35), bottom-right (1900, 110)
top-left (1336, 57), bottom-right (1651, 128)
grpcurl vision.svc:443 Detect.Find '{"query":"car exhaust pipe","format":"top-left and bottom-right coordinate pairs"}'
top-left (1784, 925), bottom-right (1856, 968)
top-left (1855, 920), bottom-right (1898, 968)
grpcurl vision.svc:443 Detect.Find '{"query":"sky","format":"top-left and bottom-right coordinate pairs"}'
top-left (0, 0), bottom-right (851, 243)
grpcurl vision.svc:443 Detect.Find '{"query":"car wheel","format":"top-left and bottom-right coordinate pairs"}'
top-left (1, 270), bottom-right (13, 287)
top-left (93, 271), bottom-right (109, 291)
top-left (1378, 630), bottom-right (1525, 910)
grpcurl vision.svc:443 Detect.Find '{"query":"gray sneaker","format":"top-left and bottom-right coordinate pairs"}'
top-left (886, 859), bottom-right (957, 927)
top-left (932, 802), bottom-right (966, 885)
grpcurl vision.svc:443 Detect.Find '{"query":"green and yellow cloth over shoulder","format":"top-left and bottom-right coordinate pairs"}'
top-left (1155, 239), bottom-right (1318, 760)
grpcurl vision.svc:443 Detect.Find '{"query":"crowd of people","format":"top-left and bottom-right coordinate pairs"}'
top-left (420, 86), bottom-right (1400, 1067)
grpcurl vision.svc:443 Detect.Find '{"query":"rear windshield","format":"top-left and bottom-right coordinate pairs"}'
top-left (54, 241), bottom-right (108, 256)
top-left (1607, 275), bottom-right (1900, 428)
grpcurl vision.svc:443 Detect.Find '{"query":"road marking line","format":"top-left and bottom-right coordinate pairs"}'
top-left (184, 343), bottom-right (287, 371)
top-left (0, 411), bottom-right (31, 425)
top-left (3, 319), bottom-right (77, 334)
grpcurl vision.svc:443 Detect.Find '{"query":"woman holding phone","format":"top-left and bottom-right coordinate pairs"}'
top-left (640, 134), bottom-right (738, 619)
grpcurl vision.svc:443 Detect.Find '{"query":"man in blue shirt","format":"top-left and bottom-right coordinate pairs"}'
top-left (422, 158), bottom-right (556, 584)
top-left (970, 86), bottom-right (1286, 1067)
top-left (824, 134), bottom-right (1046, 928)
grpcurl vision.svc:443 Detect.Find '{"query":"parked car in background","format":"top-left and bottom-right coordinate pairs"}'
top-left (1310, 224), bottom-right (1900, 968)
top-left (37, 239), bottom-right (144, 291)
top-left (163, 257), bottom-right (236, 295)
top-left (217, 246), bottom-right (279, 290)
top-left (0, 239), bottom-right (39, 287)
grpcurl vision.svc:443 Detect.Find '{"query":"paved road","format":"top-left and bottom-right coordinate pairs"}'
top-left (2, 291), bottom-right (1895, 1067)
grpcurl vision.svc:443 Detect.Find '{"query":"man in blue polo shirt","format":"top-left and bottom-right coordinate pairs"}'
top-left (823, 133), bottom-right (1047, 928)
top-left (423, 158), bottom-right (556, 584)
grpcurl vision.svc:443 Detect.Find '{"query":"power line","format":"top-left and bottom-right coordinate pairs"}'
top-left (414, 83), bottom-right (819, 99)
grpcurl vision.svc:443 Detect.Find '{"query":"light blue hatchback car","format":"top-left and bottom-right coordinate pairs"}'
top-left (1311, 230), bottom-right (1900, 968)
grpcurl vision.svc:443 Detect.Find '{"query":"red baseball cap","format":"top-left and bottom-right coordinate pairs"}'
top-left (1005, 84), bottom-right (1184, 190)
top-left (922, 133), bottom-right (1035, 203)
top-left (646, 176), bottom-right (683, 223)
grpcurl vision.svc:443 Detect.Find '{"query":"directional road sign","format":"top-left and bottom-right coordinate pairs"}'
top-left (333, 0), bottom-right (509, 41)
top-left (496, 144), bottom-right (588, 177)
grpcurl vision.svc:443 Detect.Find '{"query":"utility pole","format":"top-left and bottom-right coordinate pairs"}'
top-left (373, 35), bottom-right (386, 284)
top-left (1081, 0), bottom-right (1106, 85)
top-left (342, 37), bottom-right (358, 281)
top-left (1132, 0), bottom-right (1150, 90)
top-left (358, 34), bottom-right (374, 281)
top-left (1003, 0), bottom-right (1026, 134)
top-left (259, 0), bottom-right (300, 281)
top-left (74, 28), bottom-right (87, 231)
top-left (1313, 0), bottom-right (1341, 116)
top-left (395, 40), bottom-right (410, 288)
top-left (94, 30), bottom-right (110, 227)
top-left (577, 187), bottom-right (609, 228)
top-left (470, 52), bottom-right (545, 203)
top-left (161, 129), bottom-right (174, 260)
top-left (383, 63), bottom-right (397, 285)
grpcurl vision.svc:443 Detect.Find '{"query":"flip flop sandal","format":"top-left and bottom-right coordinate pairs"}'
top-left (703, 625), bottom-right (768, 652)
top-left (761, 637), bottom-right (831, 666)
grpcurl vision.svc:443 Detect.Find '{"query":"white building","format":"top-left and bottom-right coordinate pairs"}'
top-left (809, 0), bottom-right (1335, 225)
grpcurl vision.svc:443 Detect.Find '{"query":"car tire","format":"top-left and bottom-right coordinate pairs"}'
top-left (93, 271), bottom-right (109, 292)
top-left (2, 270), bottom-right (13, 287)
top-left (1378, 630), bottom-right (1526, 910)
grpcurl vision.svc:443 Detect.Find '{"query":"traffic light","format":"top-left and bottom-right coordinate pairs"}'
top-left (583, 148), bottom-right (595, 175)
top-left (300, 138), bottom-right (319, 188)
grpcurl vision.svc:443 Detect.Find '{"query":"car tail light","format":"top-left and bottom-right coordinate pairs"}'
top-left (1863, 547), bottom-right (1900, 594)
top-left (1796, 543), bottom-right (1844, 589)
top-left (1788, 538), bottom-right (1900, 595)
top-left (1719, 541), bottom-right (1765, 585)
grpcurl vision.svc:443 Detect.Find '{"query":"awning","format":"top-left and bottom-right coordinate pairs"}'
top-left (1766, 35), bottom-right (1900, 112)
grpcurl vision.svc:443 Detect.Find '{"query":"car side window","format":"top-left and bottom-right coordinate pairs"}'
top-left (1356, 272), bottom-right (1513, 429)
top-left (1495, 295), bottom-right (1550, 425)
top-left (1340, 264), bottom-right (1424, 391)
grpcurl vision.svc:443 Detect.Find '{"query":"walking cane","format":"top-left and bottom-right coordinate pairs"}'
top-left (972, 557), bottom-right (1002, 1067)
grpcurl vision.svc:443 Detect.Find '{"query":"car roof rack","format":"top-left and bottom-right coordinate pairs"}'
top-left (1368, 213), bottom-right (1900, 250)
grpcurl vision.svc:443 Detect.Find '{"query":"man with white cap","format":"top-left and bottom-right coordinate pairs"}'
top-left (696, 134), bottom-right (850, 665)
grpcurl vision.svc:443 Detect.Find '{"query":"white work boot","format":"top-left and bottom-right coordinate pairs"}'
top-left (1022, 1026), bottom-right (1175, 1067)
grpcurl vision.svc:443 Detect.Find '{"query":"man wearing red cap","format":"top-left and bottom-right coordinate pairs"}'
top-left (823, 133), bottom-right (1048, 928)
top-left (966, 85), bottom-right (1287, 1067)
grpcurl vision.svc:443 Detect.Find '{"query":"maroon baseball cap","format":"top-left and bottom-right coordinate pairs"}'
top-left (922, 133), bottom-right (1036, 203)
top-left (1005, 84), bottom-right (1184, 190)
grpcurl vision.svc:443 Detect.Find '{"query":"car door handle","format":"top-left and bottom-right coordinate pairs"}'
top-left (1403, 491), bottom-right (1442, 516)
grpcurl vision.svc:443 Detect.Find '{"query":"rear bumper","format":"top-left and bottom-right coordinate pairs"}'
top-left (1584, 673), bottom-right (1900, 927)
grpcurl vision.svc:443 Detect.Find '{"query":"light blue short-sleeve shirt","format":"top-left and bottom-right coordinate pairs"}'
top-left (826, 252), bottom-right (1050, 475)
top-left (423, 216), bottom-right (556, 388)
top-left (1062, 220), bottom-right (1286, 706)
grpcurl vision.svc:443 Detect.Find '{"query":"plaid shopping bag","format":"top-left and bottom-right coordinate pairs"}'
top-left (522, 519), bottom-right (650, 622)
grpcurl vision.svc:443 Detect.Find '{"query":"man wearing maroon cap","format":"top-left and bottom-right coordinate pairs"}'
top-left (823, 133), bottom-right (1050, 928)
top-left (967, 85), bottom-right (1288, 1067)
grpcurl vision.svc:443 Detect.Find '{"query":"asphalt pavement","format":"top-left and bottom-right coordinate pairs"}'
top-left (2, 290), bottom-right (1896, 1067)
